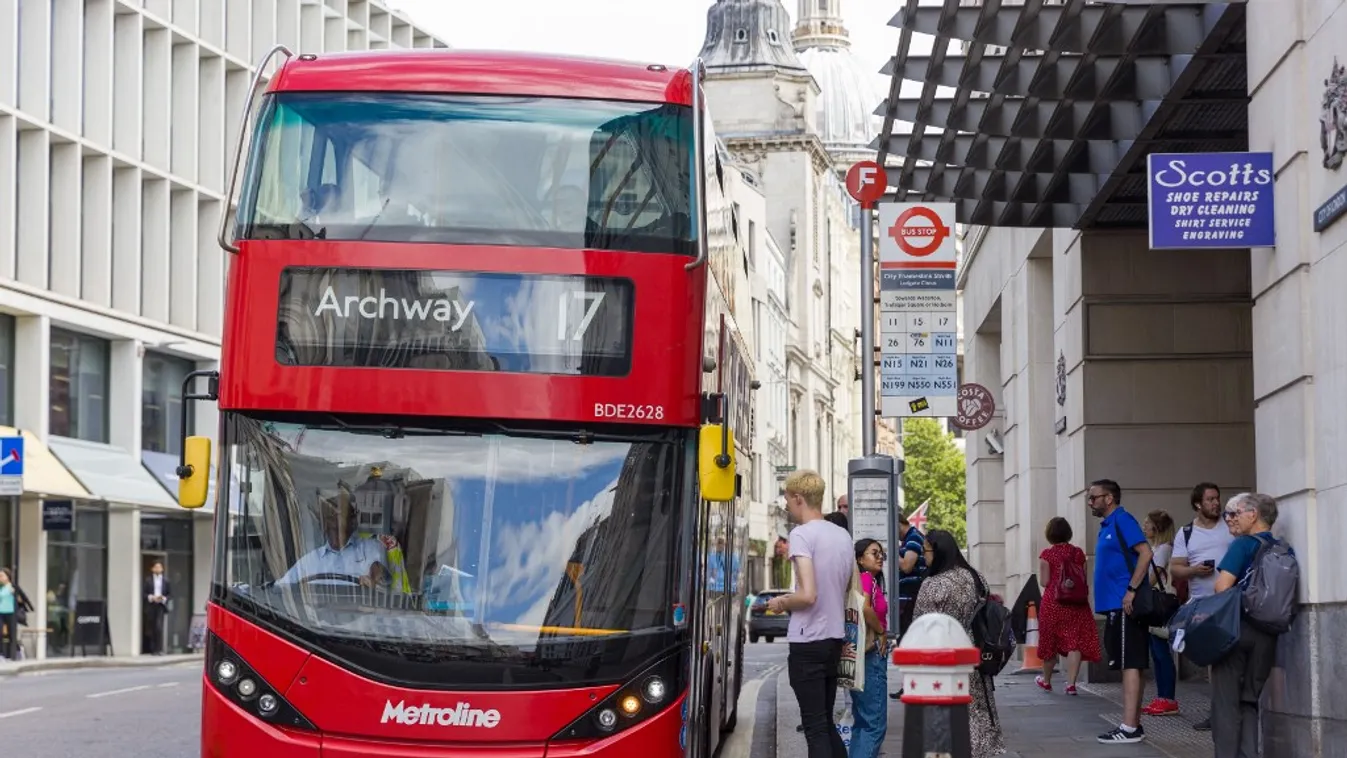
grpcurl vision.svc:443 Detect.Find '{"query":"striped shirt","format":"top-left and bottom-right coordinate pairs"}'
top-left (897, 526), bottom-right (926, 598)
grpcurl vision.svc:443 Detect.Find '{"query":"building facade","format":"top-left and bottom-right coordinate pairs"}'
top-left (877, 0), bottom-right (1347, 747)
top-left (698, 0), bottom-right (868, 513)
top-left (0, 0), bottom-right (444, 660)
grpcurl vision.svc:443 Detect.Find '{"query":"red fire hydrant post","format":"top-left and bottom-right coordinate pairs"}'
top-left (892, 613), bottom-right (977, 758)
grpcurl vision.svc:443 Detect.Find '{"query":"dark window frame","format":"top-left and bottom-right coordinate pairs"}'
top-left (141, 351), bottom-right (197, 455)
top-left (0, 313), bottom-right (14, 427)
top-left (48, 328), bottom-right (112, 443)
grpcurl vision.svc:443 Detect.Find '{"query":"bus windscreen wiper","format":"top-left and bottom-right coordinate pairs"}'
top-left (484, 422), bottom-right (670, 445)
top-left (316, 415), bottom-right (484, 439)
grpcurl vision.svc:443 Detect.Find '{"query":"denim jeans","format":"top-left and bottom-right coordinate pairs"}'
top-left (788, 638), bottom-right (848, 758)
top-left (848, 650), bottom-right (889, 758)
top-left (1149, 634), bottom-right (1176, 699)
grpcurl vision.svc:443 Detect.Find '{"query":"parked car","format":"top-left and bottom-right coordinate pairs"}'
top-left (748, 589), bottom-right (791, 643)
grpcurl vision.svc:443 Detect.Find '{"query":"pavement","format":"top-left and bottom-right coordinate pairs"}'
top-left (750, 641), bottom-right (1217, 758)
top-left (0, 652), bottom-right (202, 677)
top-left (0, 658), bottom-right (202, 758)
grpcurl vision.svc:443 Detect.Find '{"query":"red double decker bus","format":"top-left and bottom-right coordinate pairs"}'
top-left (172, 48), bottom-right (756, 757)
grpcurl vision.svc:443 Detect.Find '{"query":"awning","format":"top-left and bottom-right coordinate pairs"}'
top-left (0, 426), bottom-right (91, 500)
top-left (873, 0), bottom-right (1249, 229)
top-left (141, 449), bottom-right (224, 512)
top-left (47, 437), bottom-right (177, 509)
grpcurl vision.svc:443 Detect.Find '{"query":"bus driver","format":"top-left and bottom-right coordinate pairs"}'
top-left (276, 496), bottom-right (389, 588)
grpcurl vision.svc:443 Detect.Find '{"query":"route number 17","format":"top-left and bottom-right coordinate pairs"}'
top-left (558, 292), bottom-right (607, 341)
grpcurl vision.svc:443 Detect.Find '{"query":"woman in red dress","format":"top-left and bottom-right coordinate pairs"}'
top-left (1035, 517), bottom-right (1101, 695)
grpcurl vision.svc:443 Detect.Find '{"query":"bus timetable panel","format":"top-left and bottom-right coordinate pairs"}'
top-left (276, 267), bottom-right (635, 376)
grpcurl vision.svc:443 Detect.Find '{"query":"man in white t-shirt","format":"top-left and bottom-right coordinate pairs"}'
top-left (765, 469), bottom-right (853, 757)
top-left (1169, 481), bottom-right (1236, 731)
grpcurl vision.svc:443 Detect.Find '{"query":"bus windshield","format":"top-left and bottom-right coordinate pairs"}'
top-left (216, 412), bottom-right (688, 688)
top-left (238, 93), bottom-right (695, 254)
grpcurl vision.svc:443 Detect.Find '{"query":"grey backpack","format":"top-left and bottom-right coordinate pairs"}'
top-left (1239, 535), bottom-right (1299, 635)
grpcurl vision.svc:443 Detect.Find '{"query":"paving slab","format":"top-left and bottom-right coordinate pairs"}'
top-left (773, 663), bottom-right (1195, 757)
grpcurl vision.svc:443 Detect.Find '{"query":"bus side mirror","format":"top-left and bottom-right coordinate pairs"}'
top-left (698, 424), bottom-right (736, 503)
top-left (177, 436), bottom-right (212, 509)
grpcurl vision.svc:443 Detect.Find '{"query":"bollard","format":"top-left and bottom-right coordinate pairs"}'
top-left (892, 613), bottom-right (976, 758)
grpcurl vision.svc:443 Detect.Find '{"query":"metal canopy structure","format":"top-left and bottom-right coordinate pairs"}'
top-left (873, 0), bottom-right (1249, 229)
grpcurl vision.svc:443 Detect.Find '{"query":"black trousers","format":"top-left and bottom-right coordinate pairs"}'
top-left (788, 638), bottom-right (847, 758)
top-left (0, 612), bottom-right (16, 659)
top-left (145, 604), bottom-right (167, 654)
top-left (1210, 622), bottom-right (1276, 758)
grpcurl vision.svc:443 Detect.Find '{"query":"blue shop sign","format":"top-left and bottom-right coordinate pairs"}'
top-left (1147, 152), bottom-right (1276, 250)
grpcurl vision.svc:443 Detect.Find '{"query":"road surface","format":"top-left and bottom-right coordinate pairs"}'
top-left (0, 661), bottom-right (202, 758)
top-left (0, 644), bottom-right (792, 758)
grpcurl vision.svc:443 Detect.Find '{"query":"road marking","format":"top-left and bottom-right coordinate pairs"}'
top-left (157, 681), bottom-right (179, 688)
top-left (87, 684), bottom-right (152, 699)
top-left (719, 676), bottom-right (768, 758)
top-left (0, 707), bottom-right (42, 719)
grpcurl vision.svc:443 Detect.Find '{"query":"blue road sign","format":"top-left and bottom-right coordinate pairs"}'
top-left (0, 435), bottom-right (24, 495)
top-left (1, 436), bottom-right (23, 475)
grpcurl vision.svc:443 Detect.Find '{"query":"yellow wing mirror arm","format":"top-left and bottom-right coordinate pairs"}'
top-left (176, 370), bottom-right (220, 509)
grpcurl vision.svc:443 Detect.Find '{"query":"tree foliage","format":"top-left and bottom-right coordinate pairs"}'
top-left (902, 418), bottom-right (968, 546)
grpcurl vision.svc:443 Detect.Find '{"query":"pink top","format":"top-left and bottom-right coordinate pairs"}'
top-left (861, 572), bottom-right (888, 633)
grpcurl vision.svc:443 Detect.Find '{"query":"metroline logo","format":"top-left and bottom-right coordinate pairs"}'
top-left (381, 699), bottom-right (502, 728)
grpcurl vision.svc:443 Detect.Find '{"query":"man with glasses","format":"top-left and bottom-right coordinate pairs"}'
top-left (1169, 481), bottom-right (1235, 731)
top-left (1089, 479), bottom-right (1154, 744)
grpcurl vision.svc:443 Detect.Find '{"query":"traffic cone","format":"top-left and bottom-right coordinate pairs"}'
top-left (1018, 601), bottom-right (1043, 671)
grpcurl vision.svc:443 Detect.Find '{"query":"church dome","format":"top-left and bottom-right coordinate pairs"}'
top-left (790, 0), bottom-right (882, 167)
top-left (797, 46), bottom-right (883, 166)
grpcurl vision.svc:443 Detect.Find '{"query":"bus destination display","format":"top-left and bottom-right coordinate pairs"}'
top-left (276, 267), bottom-right (634, 376)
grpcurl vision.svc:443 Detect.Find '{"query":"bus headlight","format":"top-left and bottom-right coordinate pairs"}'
top-left (643, 677), bottom-right (667, 704)
top-left (554, 650), bottom-right (687, 741)
top-left (206, 632), bottom-right (316, 732)
top-left (216, 660), bottom-right (239, 685)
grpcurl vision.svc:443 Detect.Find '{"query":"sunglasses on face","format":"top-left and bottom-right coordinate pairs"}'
top-left (1223, 509), bottom-right (1248, 520)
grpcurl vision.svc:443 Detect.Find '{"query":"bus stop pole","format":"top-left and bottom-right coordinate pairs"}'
top-left (859, 203), bottom-right (876, 457)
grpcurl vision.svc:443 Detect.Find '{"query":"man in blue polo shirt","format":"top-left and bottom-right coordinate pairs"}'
top-left (1090, 479), bottom-right (1154, 745)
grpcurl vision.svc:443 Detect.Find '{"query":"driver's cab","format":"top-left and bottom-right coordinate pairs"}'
top-left (259, 460), bottom-right (442, 599)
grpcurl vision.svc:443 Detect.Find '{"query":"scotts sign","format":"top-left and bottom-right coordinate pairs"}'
top-left (381, 700), bottom-right (502, 728)
top-left (888, 206), bottom-right (952, 258)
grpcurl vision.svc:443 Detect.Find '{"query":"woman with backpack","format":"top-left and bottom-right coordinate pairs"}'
top-left (913, 529), bottom-right (1005, 757)
top-left (1034, 517), bottom-right (1101, 696)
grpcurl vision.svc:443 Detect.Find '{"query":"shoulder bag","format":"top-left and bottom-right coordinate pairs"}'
top-left (1113, 521), bottom-right (1180, 628)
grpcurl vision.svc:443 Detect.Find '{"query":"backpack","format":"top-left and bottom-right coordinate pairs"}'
top-left (1239, 535), bottom-right (1299, 634)
top-left (1172, 523), bottom-right (1194, 604)
top-left (969, 572), bottom-right (1015, 677)
top-left (1055, 548), bottom-right (1089, 605)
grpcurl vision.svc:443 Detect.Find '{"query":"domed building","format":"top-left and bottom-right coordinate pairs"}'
top-left (791, 0), bottom-right (884, 172)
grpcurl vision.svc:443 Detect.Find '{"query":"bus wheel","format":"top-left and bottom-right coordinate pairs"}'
top-left (750, 633), bottom-right (759, 643)
top-left (765, 636), bottom-right (774, 643)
